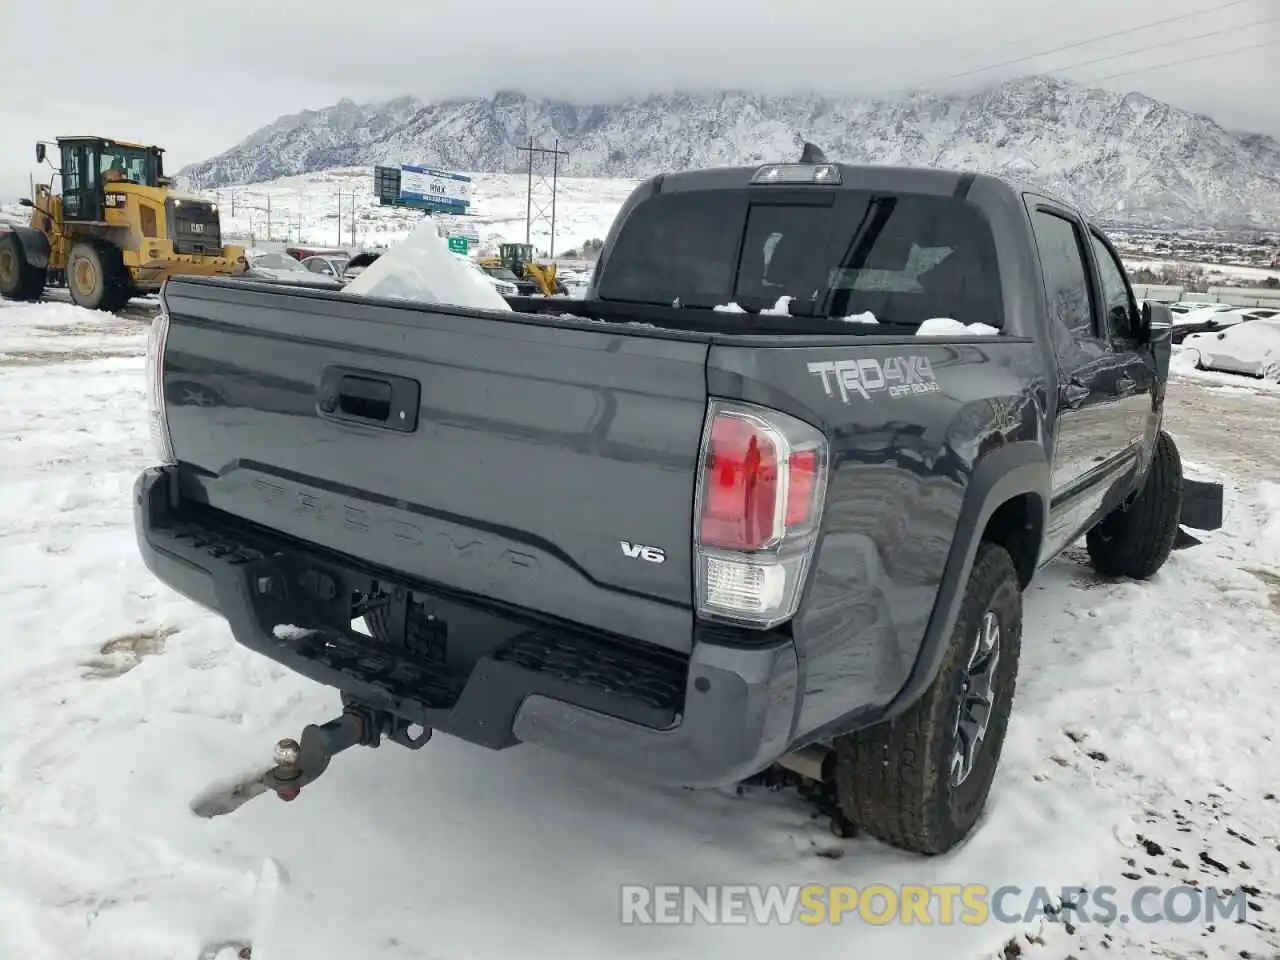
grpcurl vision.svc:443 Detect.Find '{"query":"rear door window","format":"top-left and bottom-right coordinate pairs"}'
top-left (1030, 210), bottom-right (1096, 340)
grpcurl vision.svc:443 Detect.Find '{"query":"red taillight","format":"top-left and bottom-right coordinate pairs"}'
top-left (693, 400), bottom-right (829, 628)
top-left (700, 414), bottom-right (781, 550)
top-left (786, 450), bottom-right (818, 526)
top-left (697, 407), bottom-right (825, 551)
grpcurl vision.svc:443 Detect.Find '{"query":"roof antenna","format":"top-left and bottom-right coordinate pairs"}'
top-left (799, 141), bottom-right (828, 164)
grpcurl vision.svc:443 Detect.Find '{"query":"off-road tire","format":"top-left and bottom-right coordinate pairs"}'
top-left (67, 240), bottom-right (131, 312)
top-left (833, 542), bottom-right (1022, 855)
top-left (1085, 430), bottom-right (1182, 580)
top-left (0, 232), bottom-right (46, 301)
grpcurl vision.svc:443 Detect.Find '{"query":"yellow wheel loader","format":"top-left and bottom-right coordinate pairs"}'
top-left (476, 243), bottom-right (566, 296)
top-left (0, 137), bottom-right (247, 311)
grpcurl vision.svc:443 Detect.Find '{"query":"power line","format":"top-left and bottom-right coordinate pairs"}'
top-left (1083, 37), bottom-right (1279, 83)
top-left (937, 0), bottom-right (1258, 81)
top-left (1054, 15), bottom-right (1279, 76)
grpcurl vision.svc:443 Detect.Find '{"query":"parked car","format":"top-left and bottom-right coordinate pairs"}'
top-left (243, 250), bottom-right (343, 290)
top-left (285, 245), bottom-right (349, 263)
top-left (481, 264), bottom-right (540, 297)
top-left (455, 254), bottom-right (518, 296)
top-left (136, 155), bottom-right (1222, 856)
top-left (557, 270), bottom-right (591, 300)
top-left (1182, 315), bottom-right (1280, 380)
top-left (341, 251), bottom-right (381, 282)
top-left (1170, 300), bottom-right (1228, 315)
top-left (1221, 306), bottom-right (1280, 324)
top-left (300, 254), bottom-right (351, 282)
top-left (1170, 303), bottom-right (1237, 343)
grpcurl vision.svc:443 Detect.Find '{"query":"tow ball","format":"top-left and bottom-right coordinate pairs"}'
top-left (261, 702), bottom-right (432, 802)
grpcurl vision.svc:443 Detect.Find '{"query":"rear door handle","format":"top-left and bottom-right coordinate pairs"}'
top-left (317, 365), bottom-right (420, 432)
top-left (1116, 376), bottom-right (1136, 395)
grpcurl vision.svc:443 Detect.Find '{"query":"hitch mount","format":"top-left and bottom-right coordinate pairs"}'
top-left (261, 700), bottom-right (432, 801)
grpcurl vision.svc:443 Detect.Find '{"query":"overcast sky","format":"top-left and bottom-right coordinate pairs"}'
top-left (1, 0), bottom-right (1276, 196)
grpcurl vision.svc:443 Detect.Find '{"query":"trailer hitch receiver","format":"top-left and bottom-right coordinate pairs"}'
top-left (261, 702), bottom-right (432, 801)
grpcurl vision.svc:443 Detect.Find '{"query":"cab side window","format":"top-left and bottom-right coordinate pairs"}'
top-left (1089, 230), bottom-right (1137, 341)
top-left (1030, 209), bottom-right (1096, 340)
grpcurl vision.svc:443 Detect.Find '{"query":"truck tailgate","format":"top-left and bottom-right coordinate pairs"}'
top-left (159, 279), bottom-right (710, 653)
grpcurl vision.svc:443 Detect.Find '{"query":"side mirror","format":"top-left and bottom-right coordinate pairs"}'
top-left (35, 142), bottom-right (45, 164)
top-left (18, 198), bottom-right (33, 208)
top-left (1138, 301), bottom-right (1172, 346)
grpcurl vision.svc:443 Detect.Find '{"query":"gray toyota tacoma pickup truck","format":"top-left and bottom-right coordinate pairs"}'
top-left (134, 153), bottom-right (1223, 855)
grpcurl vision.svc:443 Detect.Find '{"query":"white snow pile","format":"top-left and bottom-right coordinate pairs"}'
top-left (916, 317), bottom-right (1001, 336)
top-left (344, 219), bottom-right (511, 312)
top-left (0, 299), bottom-right (1277, 960)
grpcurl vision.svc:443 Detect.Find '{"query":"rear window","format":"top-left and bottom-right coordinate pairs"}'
top-left (597, 189), bottom-right (1004, 328)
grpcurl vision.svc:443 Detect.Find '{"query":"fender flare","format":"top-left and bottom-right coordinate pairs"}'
top-left (6, 227), bottom-right (51, 270)
top-left (881, 440), bottom-right (1049, 721)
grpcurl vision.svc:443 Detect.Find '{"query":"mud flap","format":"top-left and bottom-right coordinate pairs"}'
top-left (1174, 477), bottom-right (1224, 549)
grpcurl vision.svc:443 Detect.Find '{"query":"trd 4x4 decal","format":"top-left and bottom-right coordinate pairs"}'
top-left (807, 356), bottom-right (941, 402)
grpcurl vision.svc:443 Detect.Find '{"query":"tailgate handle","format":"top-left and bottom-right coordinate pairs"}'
top-left (317, 366), bottom-right (420, 433)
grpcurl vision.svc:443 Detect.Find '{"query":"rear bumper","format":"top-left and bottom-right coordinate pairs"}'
top-left (133, 465), bottom-right (799, 787)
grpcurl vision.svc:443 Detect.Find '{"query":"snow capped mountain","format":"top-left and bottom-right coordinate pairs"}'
top-left (180, 76), bottom-right (1280, 228)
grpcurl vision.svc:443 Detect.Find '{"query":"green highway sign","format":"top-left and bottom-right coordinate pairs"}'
top-left (447, 236), bottom-right (469, 254)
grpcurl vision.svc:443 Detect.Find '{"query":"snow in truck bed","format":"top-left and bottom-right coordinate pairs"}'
top-left (0, 297), bottom-right (1277, 960)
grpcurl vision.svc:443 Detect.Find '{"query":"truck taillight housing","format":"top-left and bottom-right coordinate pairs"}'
top-left (146, 310), bottom-right (175, 465)
top-left (693, 399), bottom-right (828, 628)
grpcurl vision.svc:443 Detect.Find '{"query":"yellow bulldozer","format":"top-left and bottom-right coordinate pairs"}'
top-left (476, 243), bottom-right (566, 297)
top-left (0, 136), bottom-right (247, 311)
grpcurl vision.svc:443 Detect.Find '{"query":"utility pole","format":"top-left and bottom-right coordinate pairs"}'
top-left (350, 191), bottom-right (357, 248)
top-left (266, 194), bottom-right (272, 241)
top-left (336, 191), bottom-right (342, 247)
top-left (550, 140), bottom-right (561, 258)
top-left (515, 137), bottom-right (569, 256)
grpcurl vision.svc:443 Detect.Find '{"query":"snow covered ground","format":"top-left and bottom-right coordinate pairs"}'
top-left (1122, 257), bottom-right (1280, 287)
top-left (0, 301), bottom-right (1278, 960)
top-left (203, 168), bottom-right (639, 256)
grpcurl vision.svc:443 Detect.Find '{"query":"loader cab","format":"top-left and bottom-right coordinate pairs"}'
top-left (499, 243), bottom-right (536, 273)
top-left (45, 137), bottom-right (164, 222)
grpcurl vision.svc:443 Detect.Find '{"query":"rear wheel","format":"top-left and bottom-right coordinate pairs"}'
top-left (832, 542), bottom-right (1023, 855)
top-left (0, 233), bottom-right (47, 301)
top-left (67, 241), bottom-right (130, 311)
